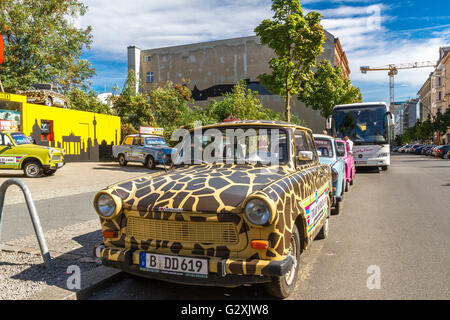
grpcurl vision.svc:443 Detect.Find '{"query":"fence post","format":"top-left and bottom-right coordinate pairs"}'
top-left (0, 178), bottom-right (52, 269)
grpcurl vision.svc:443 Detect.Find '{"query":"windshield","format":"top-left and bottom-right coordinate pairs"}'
top-left (11, 133), bottom-right (31, 145)
top-left (145, 137), bottom-right (167, 145)
top-left (334, 105), bottom-right (388, 145)
top-left (175, 127), bottom-right (288, 165)
top-left (315, 138), bottom-right (334, 158)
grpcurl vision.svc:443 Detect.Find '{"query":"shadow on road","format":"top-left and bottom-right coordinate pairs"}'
top-left (356, 167), bottom-right (380, 174)
top-left (91, 163), bottom-right (161, 173)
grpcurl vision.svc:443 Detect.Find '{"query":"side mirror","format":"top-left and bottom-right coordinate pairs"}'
top-left (298, 151), bottom-right (313, 161)
top-left (6, 142), bottom-right (13, 148)
top-left (326, 116), bottom-right (332, 130)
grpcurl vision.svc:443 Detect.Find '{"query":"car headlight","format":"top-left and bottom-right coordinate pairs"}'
top-left (331, 168), bottom-right (338, 182)
top-left (245, 199), bottom-right (272, 226)
top-left (95, 193), bottom-right (121, 218)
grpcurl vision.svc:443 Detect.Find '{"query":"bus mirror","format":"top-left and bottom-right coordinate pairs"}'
top-left (326, 116), bottom-right (332, 130)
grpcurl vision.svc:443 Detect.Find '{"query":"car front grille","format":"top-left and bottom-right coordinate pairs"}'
top-left (52, 155), bottom-right (61, 161)
top-left (126, 216), bottom-right (239, 245)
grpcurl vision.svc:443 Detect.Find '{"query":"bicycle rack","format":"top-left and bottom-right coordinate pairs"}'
top-left (0, 179), bottom-right (52, 269)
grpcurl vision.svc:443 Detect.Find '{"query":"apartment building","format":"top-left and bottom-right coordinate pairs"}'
top-left (128, 32), bottom-right (351, 133)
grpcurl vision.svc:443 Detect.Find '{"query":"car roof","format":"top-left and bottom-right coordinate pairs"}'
top-left (126, 134), bottom-right (164, 138)
top-left (313, 134), bottom-right (334, 139)
top-left (198, 120), bottom-right (312, 133)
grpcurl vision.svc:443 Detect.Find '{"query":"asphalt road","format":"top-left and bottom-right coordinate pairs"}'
top-left (85, 154), bottom-right (449, 300)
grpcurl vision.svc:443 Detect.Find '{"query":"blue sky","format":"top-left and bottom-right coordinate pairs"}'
top-left (79, 0), bottom-right (450, 105)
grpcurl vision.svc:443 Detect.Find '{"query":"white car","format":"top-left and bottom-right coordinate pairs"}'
top-left (398, 145), bottom-right (410, 153)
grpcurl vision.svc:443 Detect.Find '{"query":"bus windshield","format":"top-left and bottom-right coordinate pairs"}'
top-left (334, 105), bottom-right (388, 145)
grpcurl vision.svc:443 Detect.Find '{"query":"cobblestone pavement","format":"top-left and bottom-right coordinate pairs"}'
top-left (0, 219), bottom-right (103, 300)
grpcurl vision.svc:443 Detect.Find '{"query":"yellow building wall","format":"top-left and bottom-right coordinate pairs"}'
top-left (0, 93), bottom-right (121, 162)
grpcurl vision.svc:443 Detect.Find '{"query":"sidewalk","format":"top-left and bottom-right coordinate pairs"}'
top-left (0, 218), bottom-right (116, 300)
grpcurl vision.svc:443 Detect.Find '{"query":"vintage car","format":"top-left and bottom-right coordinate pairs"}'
top-left (313, 134), bottom-right (346, 215)
top-left (17, 83), bottom-right (70, 108)
top-left (112, 134), bottom-right (175, 169)
top-left (336, 139), bottom-right (356, 190)
top-left (0, 130), bottom-right (65, 177)
top-left (93, 120), bottom-right (332, 298)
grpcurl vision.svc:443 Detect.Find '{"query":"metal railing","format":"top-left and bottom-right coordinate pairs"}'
top-left (0, 179), bottom-right (52, 268)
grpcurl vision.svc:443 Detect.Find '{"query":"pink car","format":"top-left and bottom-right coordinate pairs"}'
top-left (336, 139), bottom-right (356, 191)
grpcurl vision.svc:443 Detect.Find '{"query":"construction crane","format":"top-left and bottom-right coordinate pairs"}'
top-left (360, 61), bottom-right (435, 107)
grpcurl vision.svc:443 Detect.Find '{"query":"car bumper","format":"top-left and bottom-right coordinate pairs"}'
top-left (94, 245), bottom-right (294, 286)
top-left (354, 159), bottom-right (390, 167)
top-left (43, 161), bottom-right (65, 170)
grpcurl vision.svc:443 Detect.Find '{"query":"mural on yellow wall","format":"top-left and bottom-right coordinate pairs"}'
top-left (0, 93), bottom-right (121, 162)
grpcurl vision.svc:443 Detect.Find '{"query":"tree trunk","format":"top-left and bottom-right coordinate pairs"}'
top-left (285, 93), bottom-right (291, 123)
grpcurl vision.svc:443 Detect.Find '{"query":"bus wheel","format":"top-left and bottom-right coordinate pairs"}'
top-left (381, 166), bottom-right (388, 171)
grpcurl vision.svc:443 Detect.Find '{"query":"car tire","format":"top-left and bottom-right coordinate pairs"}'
top-left (344, 179), bottom-right (349, 192)
top-left (118, 154), bottom-right (127, 167)
top-left (23, 161), bottom-right (43, 178)
top-left (332, 199), bottom-right (341, 215)
top-left (265, 224), bottom-right (301, 299)
top-left (44, 169), bottom-right (57, 176)
top-left (146, 156), bottom-right (155, 170)
top-left (381, 166), bottom-right (388, 171)
top-left (316, 217), bottom-right (329, 240)
top-left (44, 97), bottom-right (52, 106)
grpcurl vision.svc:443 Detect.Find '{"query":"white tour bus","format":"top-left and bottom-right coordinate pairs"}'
top-left (327, 102), bottom-right (394, 171)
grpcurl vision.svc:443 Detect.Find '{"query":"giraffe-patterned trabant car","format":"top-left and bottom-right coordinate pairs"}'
top-left (93, 120), bottom-right (332, 298)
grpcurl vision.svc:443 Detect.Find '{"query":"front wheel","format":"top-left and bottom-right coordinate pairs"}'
top-left (44, 169), bottom-right (57, 176)
top-left (381, 166), bottom-right (388, 171)
top-left (23, 161), bottom-right (43, 178)
top-left (316, 217), bottom-right (329, 240)
top-left (146, 156), bottom-right (155, 170)
top-left (118, 154), bottom-right (127, 167)
top-left (265, 224), bottom-right (301, 299)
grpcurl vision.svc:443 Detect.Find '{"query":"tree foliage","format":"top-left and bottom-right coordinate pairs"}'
top-left (299, 59), bottom-right (362, 119)
top-left (0, 0), bottom-right (94, 92)
top-left (68, 88), bottom-right (112, 115)
top-left (255, 0), bottom-right (325, 122)
top-left (111, 71), bottom-right (155, 135)
top-left (196, 80), bottom-right (282, 125)
top-left (397, 110), bottom-right (450, 145)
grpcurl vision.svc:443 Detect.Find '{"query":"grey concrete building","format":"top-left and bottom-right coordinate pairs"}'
top-left (128, 31), bottom-right (350, 133)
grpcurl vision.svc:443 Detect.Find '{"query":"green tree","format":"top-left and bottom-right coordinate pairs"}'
top-left (112, 71), bottom-right (155, 136)
top-left (68, 88), bottom-right (112, 115)
top-left (433, 109), bottom-right (450, 143)
top-left (149, 81), bottom-right (195, 142)
top-left (0, 0), bottom-right (94, 92)
top-left (199, 80), bottom-right (282, 125)
top-left (299, 59), bottom-right (362, 119)
top-left (255, 0), bottom-right (325, 122)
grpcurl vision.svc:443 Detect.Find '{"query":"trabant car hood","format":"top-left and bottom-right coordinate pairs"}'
top-left (108, 164), bottom-right (289, 214)
top-left (14, 144), bottom-right (63, 154)
top-left (318, 156), bottom-right (338, 168)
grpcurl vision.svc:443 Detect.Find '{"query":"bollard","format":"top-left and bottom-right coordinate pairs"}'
top-left (0, 178), bottom-right (52, 269)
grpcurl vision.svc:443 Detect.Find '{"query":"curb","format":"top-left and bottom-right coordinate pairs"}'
top-left (27, 265), bottom-right (124, 300)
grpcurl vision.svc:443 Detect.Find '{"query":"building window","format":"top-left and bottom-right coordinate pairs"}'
top-left (146, 72), bottom-right (154, 83)
top-left (145, 55), bottom-right (151, 63)
top-left (438, 91), bottom-right (442, 101)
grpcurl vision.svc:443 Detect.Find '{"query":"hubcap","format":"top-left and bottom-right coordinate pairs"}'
top-left (27, 164), bottom-right (39, 176)
top-left (284, 235), bottom-right (298, 285)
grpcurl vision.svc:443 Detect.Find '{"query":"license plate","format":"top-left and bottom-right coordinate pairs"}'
top-left (57, 162), bottom-right (64, 168)
top-left (355, 161), bottom-right (367, 164)
top-left (139, 252), bottom-right (208, 278)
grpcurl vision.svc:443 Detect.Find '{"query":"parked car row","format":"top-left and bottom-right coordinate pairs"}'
top-left (393, 144), bottom-right (450, 159)
top-left (94, 120), bottom-right (360, 299)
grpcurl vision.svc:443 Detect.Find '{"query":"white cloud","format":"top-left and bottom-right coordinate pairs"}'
top-left (80, 0), bottom-right (273, 59)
